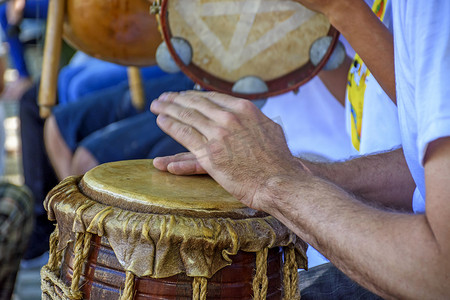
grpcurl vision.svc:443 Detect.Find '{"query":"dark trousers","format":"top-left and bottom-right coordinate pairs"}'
top-left (299, 263), bottom-right (384, 300)
top-left (19, 82), bottom-right (57, 259)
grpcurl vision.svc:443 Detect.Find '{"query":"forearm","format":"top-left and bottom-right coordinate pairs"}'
top-left (300, 148), bottom-right (415, 211)
top-left (264, 175), bottom-right (448, 299)
top-left (322, 0), bottom-right (396, 102)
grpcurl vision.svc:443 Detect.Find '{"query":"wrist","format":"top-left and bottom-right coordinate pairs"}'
top-left (256, 163), bottom-right (312, 214)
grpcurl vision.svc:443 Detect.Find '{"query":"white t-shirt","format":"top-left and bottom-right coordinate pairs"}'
top-left (345, 0), bottom-right (402, 156)
top-left (392, 1), bottom-right (450, 213)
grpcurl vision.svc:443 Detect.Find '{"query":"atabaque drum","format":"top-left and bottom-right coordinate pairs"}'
top-left (63, 0), bottom-right (162, 66)
top-left (155, 0), bottom-right (340, 99)
top-left (41, 160), bottom-right (307, 299)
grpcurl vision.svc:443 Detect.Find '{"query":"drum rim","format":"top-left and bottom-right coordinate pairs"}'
top-left (160, 0), bottom-right (340, 99)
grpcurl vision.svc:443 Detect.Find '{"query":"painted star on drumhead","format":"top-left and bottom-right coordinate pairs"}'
top-left (172, 0), bottom-right (317, 72)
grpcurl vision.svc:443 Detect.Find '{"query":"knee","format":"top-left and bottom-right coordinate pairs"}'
top-left (71, 147), bottom-right (99, 176)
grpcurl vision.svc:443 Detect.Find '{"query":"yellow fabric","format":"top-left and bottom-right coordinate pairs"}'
top-left (44, 161), bottom-right (308, 279)
top-left (347, 0), bottom-right (388, 151)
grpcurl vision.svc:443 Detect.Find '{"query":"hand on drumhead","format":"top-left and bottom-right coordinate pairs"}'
top-left (153, 152), bottom-right (206, 175)
top-left (150, 91), bottom-right (308, 211)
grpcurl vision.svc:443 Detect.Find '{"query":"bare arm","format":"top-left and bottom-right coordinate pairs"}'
top-left (268, 138), bottom-right (450, 299)
top-left (297, 0), bottom-right (396, 102)
top-left (150, 91), bottom-right (450, 298)
top-left (301, 148), bottom-right (415, 211)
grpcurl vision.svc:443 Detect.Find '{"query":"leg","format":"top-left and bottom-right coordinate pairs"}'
top-left (57, 63), bottom-right (85, 105)
top-left (298, 263), bottom-right (383, 300)
top-left (71, 146), bottom-right (99, 176)
top-left (0, 183), bottom-right (33, 299)
top-left (147, 135), bottom-right (187, 158)
top-left (77, 112), bottom-right (166, 165)
top-left (19, 82), bottom-right (57, 260)
top-left (44, 115), bottom-right (74, 180)
top-left (57, 72), bottom-right (194, 176)
top-left (73, 73), bottom-right (194, 166)
top-left (66, 60), bottom-right (128, 102)
top-left (45, 81), bottom-right (135, 179)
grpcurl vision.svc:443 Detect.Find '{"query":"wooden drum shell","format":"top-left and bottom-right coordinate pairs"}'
top-left (60, 235), bottom-right (283, 299)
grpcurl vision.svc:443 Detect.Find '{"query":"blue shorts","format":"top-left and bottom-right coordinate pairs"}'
top-left (53, 72), bottom-right (194, 163)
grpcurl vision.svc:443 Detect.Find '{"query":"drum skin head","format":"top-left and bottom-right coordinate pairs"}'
top-left (80, 159), bottom-right (265, 218)
top-left (63, 0), bottom-right (162, 66)
top-left (160, 0), bottom-right (339, 99)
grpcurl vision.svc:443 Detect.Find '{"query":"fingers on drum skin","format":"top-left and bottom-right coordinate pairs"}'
top-left (153, 152), bottom-right (194, 171)
top-left (167, 160), bottom-right (205, 175)
top-left (153, 157), bottom-right (170, 171)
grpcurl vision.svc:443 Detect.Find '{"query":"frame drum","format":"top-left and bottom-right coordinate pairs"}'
top-left (157, 0), bottom-right (339, 99)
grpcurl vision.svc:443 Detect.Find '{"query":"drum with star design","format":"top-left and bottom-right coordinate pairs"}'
top-left (154, 0), bottom-right (340, 99)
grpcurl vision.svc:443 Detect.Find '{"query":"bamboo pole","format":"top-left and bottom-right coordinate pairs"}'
top-left (127, 66), bottom-right (145, 111)
top-left (38, 0), bottom-right (65, 118)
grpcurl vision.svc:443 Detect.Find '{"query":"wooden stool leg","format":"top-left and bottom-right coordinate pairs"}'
top-left (127, 66), bottom-right (146, 111)
top-left (38, 0), bottom-right (65, 118)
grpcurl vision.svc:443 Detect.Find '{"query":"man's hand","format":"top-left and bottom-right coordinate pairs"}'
top-left (150, 91), bottom-right (308, 211)
top-left (153, 152), bottom-right (206, 175)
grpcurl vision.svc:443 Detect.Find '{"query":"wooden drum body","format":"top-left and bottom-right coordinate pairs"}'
top-left (156, 0), bottom-right (339, 99)
top-left (41, 160), bottom-right (307, 299)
